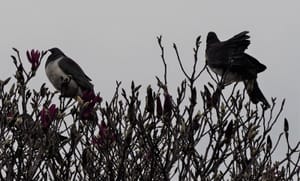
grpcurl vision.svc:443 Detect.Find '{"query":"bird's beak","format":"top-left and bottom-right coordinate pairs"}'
top-left (45, 49), bottom-right (52, 55)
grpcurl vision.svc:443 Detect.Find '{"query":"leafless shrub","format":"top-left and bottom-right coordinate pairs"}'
top-left (0, 38), bottom-right (299, 181)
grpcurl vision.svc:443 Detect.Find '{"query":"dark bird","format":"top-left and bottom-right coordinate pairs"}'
top-left (205, 31), bottom-right (270, 108)
top-left (45, 48), bottom-right (94, 97)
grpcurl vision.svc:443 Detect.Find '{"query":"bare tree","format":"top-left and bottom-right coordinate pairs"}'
top-left (0, 37), bottom-right (299, 181)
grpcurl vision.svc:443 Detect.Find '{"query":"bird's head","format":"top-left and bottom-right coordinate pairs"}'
top-left (206, 32), bottom-right (220, 45)
top-left (46, 47), bottom-right (65, 66)
top-left (47, 47), bottom-right (65, 56)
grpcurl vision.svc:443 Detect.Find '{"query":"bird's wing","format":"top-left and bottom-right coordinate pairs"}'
top-left (58, 57), bottom-right (94, 90)
top-left (224, 32), bottom-right (266, 74)
top-left (227, 31), bottom-right (250, 43)
top-left (230, 54), bottom-right (266, 71)
top-left (227, 54), bottom-right (267, 79)
top-left (206, 31), bottom-right (251, 66)
top-left (222, 31), bottom-right (251, 56)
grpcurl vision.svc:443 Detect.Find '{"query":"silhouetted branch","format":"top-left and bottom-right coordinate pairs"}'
top-left (173, 43), bottom-right (190, 80)
top-left (157, 35), bottom-right (168, 85)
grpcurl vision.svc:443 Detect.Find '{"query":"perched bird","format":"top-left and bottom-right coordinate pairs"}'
top-left (45, 48), bottom-right (94, 97)
top-left (206, 31), bottom-right (270, 108)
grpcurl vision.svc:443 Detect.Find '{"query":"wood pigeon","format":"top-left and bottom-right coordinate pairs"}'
top-left (205, 31), bottom-right (270, 108)
top-left (45, 48), bottom-right (94, 97)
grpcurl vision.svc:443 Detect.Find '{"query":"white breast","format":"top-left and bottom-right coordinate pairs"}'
top-left (45, 58), bottom-right (79, 93)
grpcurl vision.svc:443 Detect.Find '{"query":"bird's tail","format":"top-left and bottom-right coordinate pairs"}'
top-left (244, 80), bottom-right (270, 108)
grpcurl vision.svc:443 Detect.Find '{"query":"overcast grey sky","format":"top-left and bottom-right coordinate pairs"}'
top-left (0, 1), bottom-right (299, 144)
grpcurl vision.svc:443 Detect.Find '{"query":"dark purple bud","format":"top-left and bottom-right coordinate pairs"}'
top-left (48, 104), bottom-right (58, 119)
top-left (92, 121), bottom-right (115, 148)
top-left (99, 121), bottom-right (108, 137)
top-left (202, 85), bottom-right (213, 109)
top-left (156, 96), bottom-right (162, 118)
top-left (212, 88), bottom-right (221, 107)
top-left (40, 83), bottom-right (48, 97)
top-left (190, 87), bottom-right (197, 106)
top-left (26, 49), bottom-right (41, 71)
top-left (82, 90), bottom-right (95, 102)
top-left (163, 93), bottom-right (172, 118)
top-left (146, 86), bottom-right (154, 114)
top-left (82, 90), bottom-right (102, 103)
top-left (80, 91), bottom-right (102, 121)
top-left (266, 135), bottom-right (272, 153)
top-left (224, 121), bottom-right (234, 143)
top-left (284, 118), bottom-right (289, 140)
top-left (40, 104), bottom-right (58, 129)
top-left (40, 107), bottom-right (47, 128)
top-left (196, 35), bottom-right (201, 46)
top-left (284, 118), bottom-right (289, 132)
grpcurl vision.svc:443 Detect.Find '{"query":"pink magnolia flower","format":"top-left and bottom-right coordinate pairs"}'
top-left (80, 91), bottom-right (102, 120)
top-left (26, 49), bottom-right (41, 71)
top-left (82, 90), bottom-right (102, 104)
top-left (92, 121), bottom-right (115, 147)
top-left (40, 104), bottom-right (58, 129)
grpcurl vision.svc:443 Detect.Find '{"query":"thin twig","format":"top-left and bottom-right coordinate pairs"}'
top-left (157, 35), bottom-right (168, 85)
top-left (173, 43), bottom-right (190, 80)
